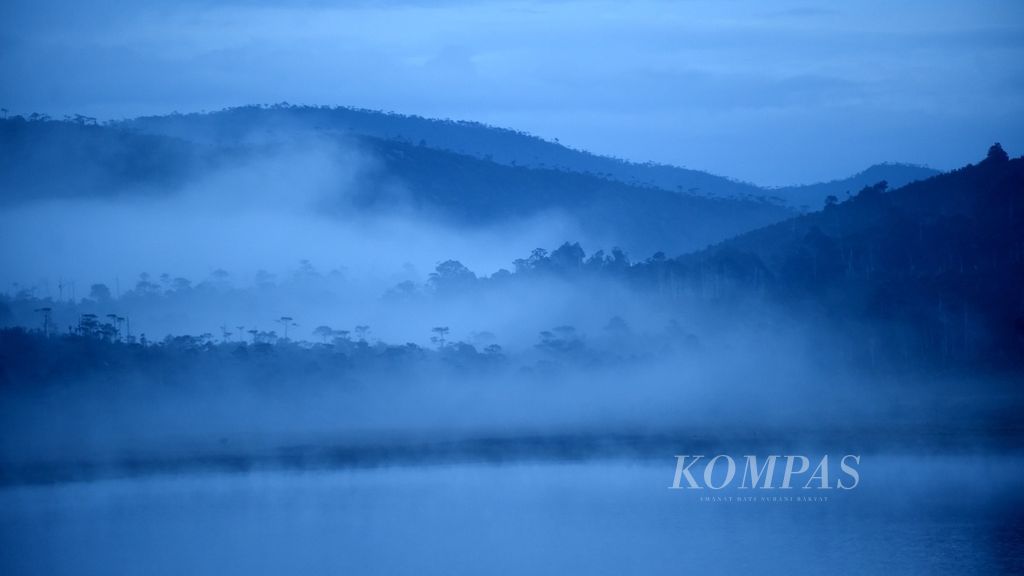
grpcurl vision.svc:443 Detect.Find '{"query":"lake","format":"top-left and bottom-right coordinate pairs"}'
top-left (2, 452), bottom-right (1022, 575)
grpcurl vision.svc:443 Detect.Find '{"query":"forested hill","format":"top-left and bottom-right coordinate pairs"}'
top-left (352, 136), bottom-right (789, 254)
top-left (654, 144), bottom-right (1024, 367)
top-left (772, 163), bottom-right (940, 211)
top-left (120, 104), bottom-right (765, 198)
top-left (0, 117), bottom-right (210, 202)
top-left (0, 114), bottom-right (793, 256)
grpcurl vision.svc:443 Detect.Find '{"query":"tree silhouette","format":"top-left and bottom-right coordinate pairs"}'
top-left (429, 260), bottom-right (476, 292)
top-left (313, 325), bottom-right (334, 343)
top-left (33, 307), bottom-right (52, 337)
top-left (430, 326), bottom-right (450, 348)
top-left (78, 314), bottom-right (99, 337)
top-left (986, 142), bottom-right (1009, 163)
top-left (89, 283), bottom-right (112, 302)
top-left (549, 242), bottom-right (585, 272)
top-left (278, 316), bottom-right (297, 339)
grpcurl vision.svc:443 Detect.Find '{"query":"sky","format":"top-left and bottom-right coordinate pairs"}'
top-left (1, 0), bottom-right (1022, 186)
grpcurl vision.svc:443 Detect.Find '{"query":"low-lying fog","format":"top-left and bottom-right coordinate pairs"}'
top-left (0, 134), bottom-right (581, 301)
top-left (1, 132), bottom-right (1019, 480)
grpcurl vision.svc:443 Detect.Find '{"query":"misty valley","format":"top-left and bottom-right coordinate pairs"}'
top-left (1, 106), bottom-right (1023, 575)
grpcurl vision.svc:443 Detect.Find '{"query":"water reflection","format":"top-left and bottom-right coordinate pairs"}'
top-left (1, 454), bottom-right (1022, 575)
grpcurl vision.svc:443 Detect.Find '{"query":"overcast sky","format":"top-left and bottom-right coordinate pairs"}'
top-left (1, 0), bottom-right (1022, 185)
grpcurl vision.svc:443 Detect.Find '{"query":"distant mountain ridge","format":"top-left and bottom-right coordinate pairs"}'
top-left (120, 105), bottom-right (938, 206)
top-left (772, 163), bottom-right (940, 210)
top-left (0, 104), bottom-right (940, 256)
top-left (120, 104), bottom-right (766, 199)
top-left (0, 113), bottom-right (791, 256)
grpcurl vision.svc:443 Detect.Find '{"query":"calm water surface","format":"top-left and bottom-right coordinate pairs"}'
top-left (1, 454), bottom-right (1022, 575)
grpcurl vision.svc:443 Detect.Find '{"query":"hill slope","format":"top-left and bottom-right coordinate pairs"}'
top-left (0, 115), bottom-right (793, 256)
top-left (120, 104), bottom-right (767, 198)
top-left (773, 163), bottom-right (940, 210)
top-left (653, 145), bottom-right (1024, 367)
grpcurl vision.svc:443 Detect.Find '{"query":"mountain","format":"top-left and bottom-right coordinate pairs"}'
top-left (0, 114), bottom-right (792, 256)
top-left (648, 144), bottom-right (1023, 368)
top-left (351, 136), bottom-right (793, 254)
top-left (119, 104), bottom-right (766, 199)
top-left (0, 105), bottom-right (958, 259)
top-left (773, 163), bottom-right (940, 210)
top-left (0, 117), bottom-right (212, 202)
